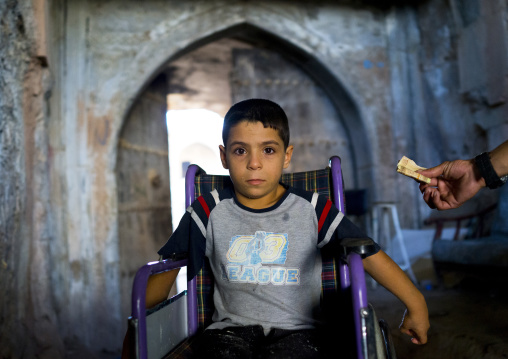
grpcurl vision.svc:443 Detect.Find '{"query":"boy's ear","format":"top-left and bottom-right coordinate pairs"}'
top-left (219, 145), bottom-right (228, 169)
top-left (283, 145), bottom-right (294, 169)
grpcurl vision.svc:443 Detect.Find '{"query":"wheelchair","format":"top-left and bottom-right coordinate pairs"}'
top-left (126, 156), bottom-right (396, 359)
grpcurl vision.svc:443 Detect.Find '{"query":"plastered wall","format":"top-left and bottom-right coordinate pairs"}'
top-left (1, 0), bottom-right (507, 356)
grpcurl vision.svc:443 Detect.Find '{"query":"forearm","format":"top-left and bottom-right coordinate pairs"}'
top-left (490, 140), bottom-right (508, 177)
top-left (362, 251), bottom-right (426, 313)
top-left (145, 268), bottom-right (179, 308)
top-left (363, 251), bottom-right (429, 344)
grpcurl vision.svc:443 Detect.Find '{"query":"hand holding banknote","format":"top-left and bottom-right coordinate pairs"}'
top-left (396, 156), bottom-right (483, 210)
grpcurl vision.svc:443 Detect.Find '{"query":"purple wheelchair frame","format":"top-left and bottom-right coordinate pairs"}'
top-left (131, 156), bottom-right (369, 359)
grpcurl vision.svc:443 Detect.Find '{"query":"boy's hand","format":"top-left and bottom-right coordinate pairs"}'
top-left (399, 308), bottom-right (430, 345)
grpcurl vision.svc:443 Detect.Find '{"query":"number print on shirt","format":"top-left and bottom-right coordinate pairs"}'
top-left (223, 231), bottom-right (300, 285)
top-left (227, 231), bottom-right (287, 265)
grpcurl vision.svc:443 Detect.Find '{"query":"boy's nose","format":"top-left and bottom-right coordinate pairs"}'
top-left (247, 153), bottom-right (262, 170)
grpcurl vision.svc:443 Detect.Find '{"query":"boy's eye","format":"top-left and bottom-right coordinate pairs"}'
top-left (264, 147), bottom-right (275, 154)
top-left (233, 148), bottom-right (246, 155)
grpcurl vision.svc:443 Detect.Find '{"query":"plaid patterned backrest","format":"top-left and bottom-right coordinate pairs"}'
top-left (193, 167), bottom-right (338, 329)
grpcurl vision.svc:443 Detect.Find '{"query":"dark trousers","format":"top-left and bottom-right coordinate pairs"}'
top-left (192, 325), bottom-right (324, 359)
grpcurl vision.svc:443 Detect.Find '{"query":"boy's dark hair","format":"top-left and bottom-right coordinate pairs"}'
top-left (222, 99), bottom-right (290, 149)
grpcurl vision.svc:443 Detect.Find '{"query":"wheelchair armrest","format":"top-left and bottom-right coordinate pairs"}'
top-left (131, 257), bottom-right (192, 359)
top-left (132, 258), bottom-right (189, 318)
top-left (340, 237), bottom-right (378, 259)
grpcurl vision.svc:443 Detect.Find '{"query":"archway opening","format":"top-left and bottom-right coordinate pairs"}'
top-left (166, 108), bottom-right (228, 227)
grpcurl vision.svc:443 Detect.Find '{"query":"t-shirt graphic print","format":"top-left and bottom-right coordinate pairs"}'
top-left (224, 231), bottom-right (300, 285)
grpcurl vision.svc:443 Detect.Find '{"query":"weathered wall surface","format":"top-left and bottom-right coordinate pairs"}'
top-left (389, 0), bottom-right (508, 226)
top-left (0, 2), bottom-right (33, 357)
top-left (1, 0), bottom-right (507, 357)
top-left (0, 1), bottom-right (64, 358)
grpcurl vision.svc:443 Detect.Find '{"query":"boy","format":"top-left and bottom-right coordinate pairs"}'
top-left (157, 99), bottom-right (429, 358)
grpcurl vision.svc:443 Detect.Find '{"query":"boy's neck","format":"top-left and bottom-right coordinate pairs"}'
top-left (234, 183), bottom-right (287, 210)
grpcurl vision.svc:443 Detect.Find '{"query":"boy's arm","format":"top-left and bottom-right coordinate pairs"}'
top-left (145, 268), bottom-right (180, 308)
top-left (123, 193), bottom-right (209, 357)
top-left (362, 250), bottom-right (429, 345)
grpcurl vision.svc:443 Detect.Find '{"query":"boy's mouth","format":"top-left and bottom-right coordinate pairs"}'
top-left (247, 179), bottom-right (265, 185)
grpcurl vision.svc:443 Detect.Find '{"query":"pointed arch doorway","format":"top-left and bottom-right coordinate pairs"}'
top-left (115, 24), bottom-right (371, 337)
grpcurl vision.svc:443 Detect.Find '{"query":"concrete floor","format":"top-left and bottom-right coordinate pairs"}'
top-left (369, 280), bottom-right (508, 359)
top-left (369, 228), bottom-right (508, 359)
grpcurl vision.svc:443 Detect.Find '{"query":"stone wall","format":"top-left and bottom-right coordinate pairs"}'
top-left (0, 2), bottom-right (32, 356)
top-left (0, 0), bottom-right (64, 357)
top-left (390, 0), bottom-right (508, 226)
top-left (0, 0), bottom-right (507, 357)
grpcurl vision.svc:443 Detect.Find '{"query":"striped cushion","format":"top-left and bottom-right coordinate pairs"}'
top-left (193, 167), bottom-right (338, 329)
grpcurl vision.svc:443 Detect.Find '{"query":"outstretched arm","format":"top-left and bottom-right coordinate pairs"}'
top-left (362, 251), bottom-right (429, 345)
top-left (418, 140), bottom-right (508, 210)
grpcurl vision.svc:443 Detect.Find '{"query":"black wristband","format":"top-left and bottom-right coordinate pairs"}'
top-left (474, 152), bottom-right (506, 189)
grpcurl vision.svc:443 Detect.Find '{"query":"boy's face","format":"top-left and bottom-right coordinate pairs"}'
top-left (219, 121), bottom-right (293, 209)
